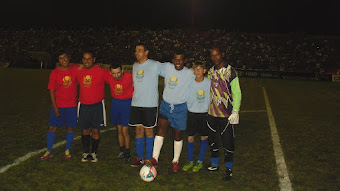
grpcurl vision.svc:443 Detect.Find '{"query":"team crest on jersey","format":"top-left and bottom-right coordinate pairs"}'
top-left (83, 75), bottom-right (92, 87)
top-left (136, 70), bottom-right (144, 79)
top-left (63, 76), bottom-right (72, 88)
top-left (115, 84), bottom-right (123, 95)
top-left (196, 89), bottom-right (205, 101)
top-left (168, 76), bottom-right (178, 89)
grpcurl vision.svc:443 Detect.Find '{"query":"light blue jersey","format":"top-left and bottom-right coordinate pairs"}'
top-left (132, 59), bottom-right (165, 107)
top-left (187, 77), bottom-right (211, 113)
top-left (162, 63), bottom-right (195, 104)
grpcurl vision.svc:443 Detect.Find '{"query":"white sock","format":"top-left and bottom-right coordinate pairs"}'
top-left (153, 135), bottom-right (164, 161)
top-left (172, 140), bottom-right (183, 163)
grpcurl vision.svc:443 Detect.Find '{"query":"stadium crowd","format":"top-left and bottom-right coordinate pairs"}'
top-left (0, 25), bottom-right (338, 73)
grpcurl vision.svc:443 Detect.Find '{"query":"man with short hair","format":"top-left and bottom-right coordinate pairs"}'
top-left (129, 43), bottom-right (165, 167)
top-left (207, 47), bottom-right (242, 181)
top-left (145, 49), bottom-right (195, 172)
top-left (41, 52), bottom-right (77, 160)
top-left (108, 63), bottom-right (133, 162)
top-left (77, 52), bottom-right (110, 163)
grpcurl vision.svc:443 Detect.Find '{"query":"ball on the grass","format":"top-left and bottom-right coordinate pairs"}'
top-left (139, 164), bottom-right (157, 182)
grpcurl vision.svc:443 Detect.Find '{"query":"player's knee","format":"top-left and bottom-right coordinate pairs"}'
top-left (187, 136), bottom-right (194, 142)
top-left (66, 127), bottom-right (74, 132)
top-left (145, 128), bottom-right (154, 138)
top-left (48, 126), bottom-right (57, 132)
top-left (135, 126), bottom-right (144, 138)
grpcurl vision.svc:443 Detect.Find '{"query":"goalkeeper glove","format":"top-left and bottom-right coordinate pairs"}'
top-left (228, 110), bottom-right (239, 124)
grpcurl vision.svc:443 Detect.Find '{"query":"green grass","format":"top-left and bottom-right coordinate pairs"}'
top-left (0, 68), bottom-right (339, 190)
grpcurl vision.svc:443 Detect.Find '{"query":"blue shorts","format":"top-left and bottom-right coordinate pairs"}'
top-left (48, 106), bottom-right (77, 127)
top-left (159, 100), bottom-right (187, 130)
top-left (110, 98), bottom-right (132, 127)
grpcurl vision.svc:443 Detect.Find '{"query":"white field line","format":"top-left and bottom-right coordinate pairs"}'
top-left (262, 87), bottom-right (293, 191)
top-left (0, 127), bottom-right (116, 175)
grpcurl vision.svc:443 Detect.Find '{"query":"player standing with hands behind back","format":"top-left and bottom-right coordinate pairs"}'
top-left (207, 47), bottom-right (242, 181)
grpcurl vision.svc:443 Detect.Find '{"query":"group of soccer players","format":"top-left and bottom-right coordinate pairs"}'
top-left (41, 43), bottom-right (242, 182)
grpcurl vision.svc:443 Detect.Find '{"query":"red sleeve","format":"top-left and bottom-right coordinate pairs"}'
top-left (104, 69), bottom-right (111, 84)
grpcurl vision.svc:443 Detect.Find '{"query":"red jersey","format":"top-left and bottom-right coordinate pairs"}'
top-left (77, 65), bottom-right (110, 104)
top-left (48, 64), bottom-right (78, 107)
top-left (107, 72), bottom-right (134, 99)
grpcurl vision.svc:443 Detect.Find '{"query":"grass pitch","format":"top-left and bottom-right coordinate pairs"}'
top-left (0, 68), bottom-right (339, 191)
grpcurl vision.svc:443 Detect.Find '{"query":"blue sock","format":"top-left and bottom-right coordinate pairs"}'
top-left (226, 162), bottom-right (233, 169)
top-left (145, 137), bottom-right (155, 159)
top-left (65, 132), bottom-right (74, 150)
top-left (198, 139), bottom-right (207, 163)
top-left (187, 142), bottom-right (194, 162)
top-left (211, 157), bottom-right (219, 167)
top-left (135, 138), bottom-right (145, 159)
top-left (47, 131), bottom-right (56, 152)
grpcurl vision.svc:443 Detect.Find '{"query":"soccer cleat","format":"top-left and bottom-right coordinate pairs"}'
top-left (192, 162), bottom-right (204, 172)
top-left (64, 150), bottom-right (71, 159)
top-left (81, 153), bottom-right (90, 162)
top-left (144, 157), bottom-right (158, 168)
top-left (223, 168), bottom-right (233, 181)
top-left (172, 161), bottom-right (180, 172)
top-left (207, 163), bottom-right (219, 171)
top-left (182, 162), bottom-right (194, 171)
top-left (91, 153), bottom-right (98, 162)
top-left (131, 158), bottom-right (144, 167)
top-left (117, 152), bottom-right (125, 159)
top-left (40, 151), bottom-right (53, 160)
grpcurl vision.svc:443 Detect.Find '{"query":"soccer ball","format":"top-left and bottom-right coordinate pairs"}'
top-left (139, 165), bottom-right (157, 182)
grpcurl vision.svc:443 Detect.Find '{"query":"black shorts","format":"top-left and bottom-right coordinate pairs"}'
top-left (186, 111), bottom-right (208, 137)
top-left (77, 100), bottom-right (106, 130)
top-left (128, 106), bottom-right (158, 128)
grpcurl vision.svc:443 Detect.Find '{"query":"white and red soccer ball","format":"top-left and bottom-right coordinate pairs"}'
top-left (139, 164), bottom-right (157, 182)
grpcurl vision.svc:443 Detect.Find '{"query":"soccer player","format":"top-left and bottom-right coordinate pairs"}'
top-left (108, 63), bottom-right (133, 162)
top-left (41, 53), bottom-right (77, 160)
top-left (206, 47), bottom-right (242, 181)
top-left (145, 49), bottom-right (195, 172)
top-left (129, 43), bottom-right (165, 167)
top-left (77, 52), bottom-right (110, 163)
top-left (182, 62), bottom-right (211, 172)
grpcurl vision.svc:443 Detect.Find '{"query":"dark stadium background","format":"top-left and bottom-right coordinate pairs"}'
top-left (1, 0), bottom-right (339, 35)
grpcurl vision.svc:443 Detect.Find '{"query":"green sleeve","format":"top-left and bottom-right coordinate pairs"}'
top-left (230, 76), bottom-right (242, 111)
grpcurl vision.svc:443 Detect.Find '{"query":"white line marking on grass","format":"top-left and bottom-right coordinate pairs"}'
top-left (262, 87), bottom-right (293, 191)
top-left (0, 127), bottom-right (116, 175)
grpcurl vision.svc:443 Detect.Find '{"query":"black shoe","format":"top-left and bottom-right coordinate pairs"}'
top-left (223, 168), bottom-right (233, 181)
top-left (207, 163), bottom-right (219, 172)
top-left (124, 154), bottom-right (132, 163)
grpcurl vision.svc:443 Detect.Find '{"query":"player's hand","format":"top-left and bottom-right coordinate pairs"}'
top-left (228, 110), bottom-right (239, 124)
top-left (78, 64), bottom-right (84, 71)
top-left (54, 108), bottom-right (61, 117)
top-left (98, 63), bottom-right (106, 69)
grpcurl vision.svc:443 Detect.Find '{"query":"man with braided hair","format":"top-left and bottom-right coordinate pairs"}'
top-left (206, 47), bottom-right (242, 181)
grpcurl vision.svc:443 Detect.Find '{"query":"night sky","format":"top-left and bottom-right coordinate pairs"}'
top-left (1, 0), bottom-right (339, 35)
